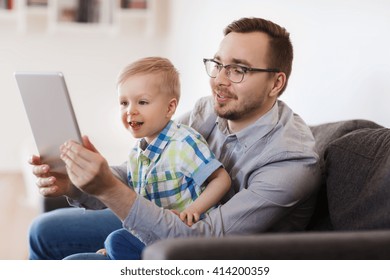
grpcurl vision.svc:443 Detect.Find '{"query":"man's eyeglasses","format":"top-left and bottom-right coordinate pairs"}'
top-left (203, 58), bottom-right (280, 83)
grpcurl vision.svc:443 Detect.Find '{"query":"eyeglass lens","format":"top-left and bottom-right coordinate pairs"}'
top-left (205, 60), bottom-right (244, 83)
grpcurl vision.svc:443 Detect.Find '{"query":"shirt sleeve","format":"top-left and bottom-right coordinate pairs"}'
top-left (177, 133), bottom-right (222, 187)
top-left (123, 154), bottom-right (320, 245)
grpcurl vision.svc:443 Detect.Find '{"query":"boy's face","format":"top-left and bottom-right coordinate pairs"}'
top-left (118, 73), bottom-right (177, 144)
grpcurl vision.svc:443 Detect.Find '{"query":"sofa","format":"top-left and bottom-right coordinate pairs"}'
top-left (43, 119), bottom-right (390, 259)
top-left (142, 119), bottom-right (390, 259)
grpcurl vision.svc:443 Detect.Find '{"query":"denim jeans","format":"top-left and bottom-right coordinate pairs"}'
top-left (29, 208), bottom-right (122, 260)
top-left (104, 228), bottom-right (145, 260)
top-left (62, 228), bottom-right (145, 260)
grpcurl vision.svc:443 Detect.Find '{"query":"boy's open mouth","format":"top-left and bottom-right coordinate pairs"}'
top-left (129, 121), bottom-right (144, 128)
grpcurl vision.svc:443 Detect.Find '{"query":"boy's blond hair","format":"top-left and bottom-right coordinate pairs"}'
top-left (117, 57), bottom-right (180, 102)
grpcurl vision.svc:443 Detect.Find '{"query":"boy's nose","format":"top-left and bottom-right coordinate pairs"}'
top-left (127, 107), bottom-right (138, 115)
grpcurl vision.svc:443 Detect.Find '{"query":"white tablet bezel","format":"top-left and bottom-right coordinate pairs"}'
top-left (15, 71), bottom-right (82, 173)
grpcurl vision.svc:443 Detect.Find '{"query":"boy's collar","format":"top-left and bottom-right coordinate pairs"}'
top-left (137, 120), bottom-right (176, 162)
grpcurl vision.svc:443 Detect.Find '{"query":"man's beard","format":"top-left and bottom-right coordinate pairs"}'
top-left (214, 103), bottom-right (241, 120)
top-left (214, 99), bottom-right (261, 120)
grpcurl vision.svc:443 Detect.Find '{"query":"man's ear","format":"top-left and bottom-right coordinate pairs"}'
top-left (269, 72), bottom-right (286, 97)
top-left (167, 98), bottom-right (178, 118)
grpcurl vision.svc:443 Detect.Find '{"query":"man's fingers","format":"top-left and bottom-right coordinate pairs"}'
top-left (82, 135), bottom-right (99, 153)
top-left (35, 176), bottom-right (60, 197)
top-left (32, 164), bottom-right (50, 177)
top-left (36, 176), bottom-right (55, 188)
top-left (28, 154), bottom-right (43, 165)
top-left (61, 142), bottom-right (89, 170)
top-left (38, 185), bottom-right (59, 197)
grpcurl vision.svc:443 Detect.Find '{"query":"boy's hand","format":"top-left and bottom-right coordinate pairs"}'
top-left (170, 209), bottom-right (199, 226)
top-left (179, 209), bottom-right (201, 227)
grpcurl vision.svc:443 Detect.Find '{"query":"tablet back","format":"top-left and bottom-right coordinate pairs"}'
top-left (15, 71), bottom-right (82, 173)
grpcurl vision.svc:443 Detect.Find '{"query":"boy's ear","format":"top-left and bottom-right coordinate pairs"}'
top-left (167, 98), bottom-right (178, 118)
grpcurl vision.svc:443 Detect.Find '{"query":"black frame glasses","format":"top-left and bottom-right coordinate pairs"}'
top-left (203, 58), bottom-right (280, 83)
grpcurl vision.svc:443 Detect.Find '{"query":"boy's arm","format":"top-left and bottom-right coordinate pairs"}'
top-left (180, 167), bottom-right (231, 226)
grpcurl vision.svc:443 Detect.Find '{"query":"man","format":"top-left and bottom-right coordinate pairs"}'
top-left (29, 17), bottom-right (320, 259)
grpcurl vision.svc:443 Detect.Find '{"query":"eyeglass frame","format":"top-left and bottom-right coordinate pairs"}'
top-left (203, 58), bottom-right (280, 83)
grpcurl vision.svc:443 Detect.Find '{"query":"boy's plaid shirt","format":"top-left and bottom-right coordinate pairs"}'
top-left (127, 120), bottom-right (222, 212)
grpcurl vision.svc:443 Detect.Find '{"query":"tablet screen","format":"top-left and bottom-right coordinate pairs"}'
top-left (15, 71), bottom-right (82, 173)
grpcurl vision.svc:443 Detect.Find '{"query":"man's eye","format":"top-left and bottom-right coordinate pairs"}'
top-left (232, 66), bottom-right (245, 74)
top-left (213, 63), bottom-right (221, 70)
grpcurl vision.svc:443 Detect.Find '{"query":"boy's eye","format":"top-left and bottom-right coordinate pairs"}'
top-left (120, 101), bottom-right (128, 106)
top-left (139, 100), bottom-right (149, 105)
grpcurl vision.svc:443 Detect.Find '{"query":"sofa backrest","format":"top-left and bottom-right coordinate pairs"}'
top-left (325, 127), bottom-right (390, 230)
top-left (307, 119), bottom-right (383, 230)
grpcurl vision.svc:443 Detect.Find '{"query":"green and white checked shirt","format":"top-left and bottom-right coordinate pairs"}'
top-left (127, 120), bottom-right (222, 212)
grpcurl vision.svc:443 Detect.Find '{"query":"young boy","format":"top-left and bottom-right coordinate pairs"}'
top-left (98, 57), bottom-right (231, 259)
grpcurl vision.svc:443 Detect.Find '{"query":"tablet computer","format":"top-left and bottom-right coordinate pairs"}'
top-left (15, 71), bottom-right (82, 173)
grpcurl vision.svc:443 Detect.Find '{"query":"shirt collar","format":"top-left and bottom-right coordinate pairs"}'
top-left (137, 120), bottom-right (177, 162)
top-left (216, 101), bottom-right (280, 149)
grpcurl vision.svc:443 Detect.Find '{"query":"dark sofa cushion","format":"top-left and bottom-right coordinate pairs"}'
top-left (325, 128), bottom-right (390, 230)
top-left (310, 119), bottom-right (383, 170)
top-left (307, 120), bottom-right (382, 230)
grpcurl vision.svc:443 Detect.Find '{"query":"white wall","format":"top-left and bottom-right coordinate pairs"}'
top-left (1, 0), bottom-right (390, 171)
top-left (168, 0), bottom-right (390, 126)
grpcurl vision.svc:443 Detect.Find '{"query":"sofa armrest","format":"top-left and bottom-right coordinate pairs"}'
top-left (43, 196), bottom-right (71, 212)
top-left (142, 230), bottom-right (390, 260)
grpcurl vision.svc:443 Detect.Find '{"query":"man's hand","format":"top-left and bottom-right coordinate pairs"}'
top-left (60, 136), bottom-right (117, 196)
top-left (59, 135), bottom-right (137, 221)
top-left (29, 155), bottom-right (73, 198)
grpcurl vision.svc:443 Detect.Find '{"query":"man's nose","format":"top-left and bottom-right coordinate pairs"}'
top-left (214, 67), bottom-right (230, 85)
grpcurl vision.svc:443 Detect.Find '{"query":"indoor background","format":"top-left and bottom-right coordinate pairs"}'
top-left (1, 0), bottom-right (389, 259)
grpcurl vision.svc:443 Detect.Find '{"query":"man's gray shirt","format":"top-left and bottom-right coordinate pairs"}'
top-left (71, 96), bottom-right (321, 245)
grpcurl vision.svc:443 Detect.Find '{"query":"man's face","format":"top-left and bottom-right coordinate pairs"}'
top-left (210, 32), bottom-right (278, 124)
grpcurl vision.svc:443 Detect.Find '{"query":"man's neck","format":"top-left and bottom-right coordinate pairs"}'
top-left (227, 100), bottom-right (277, 133)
